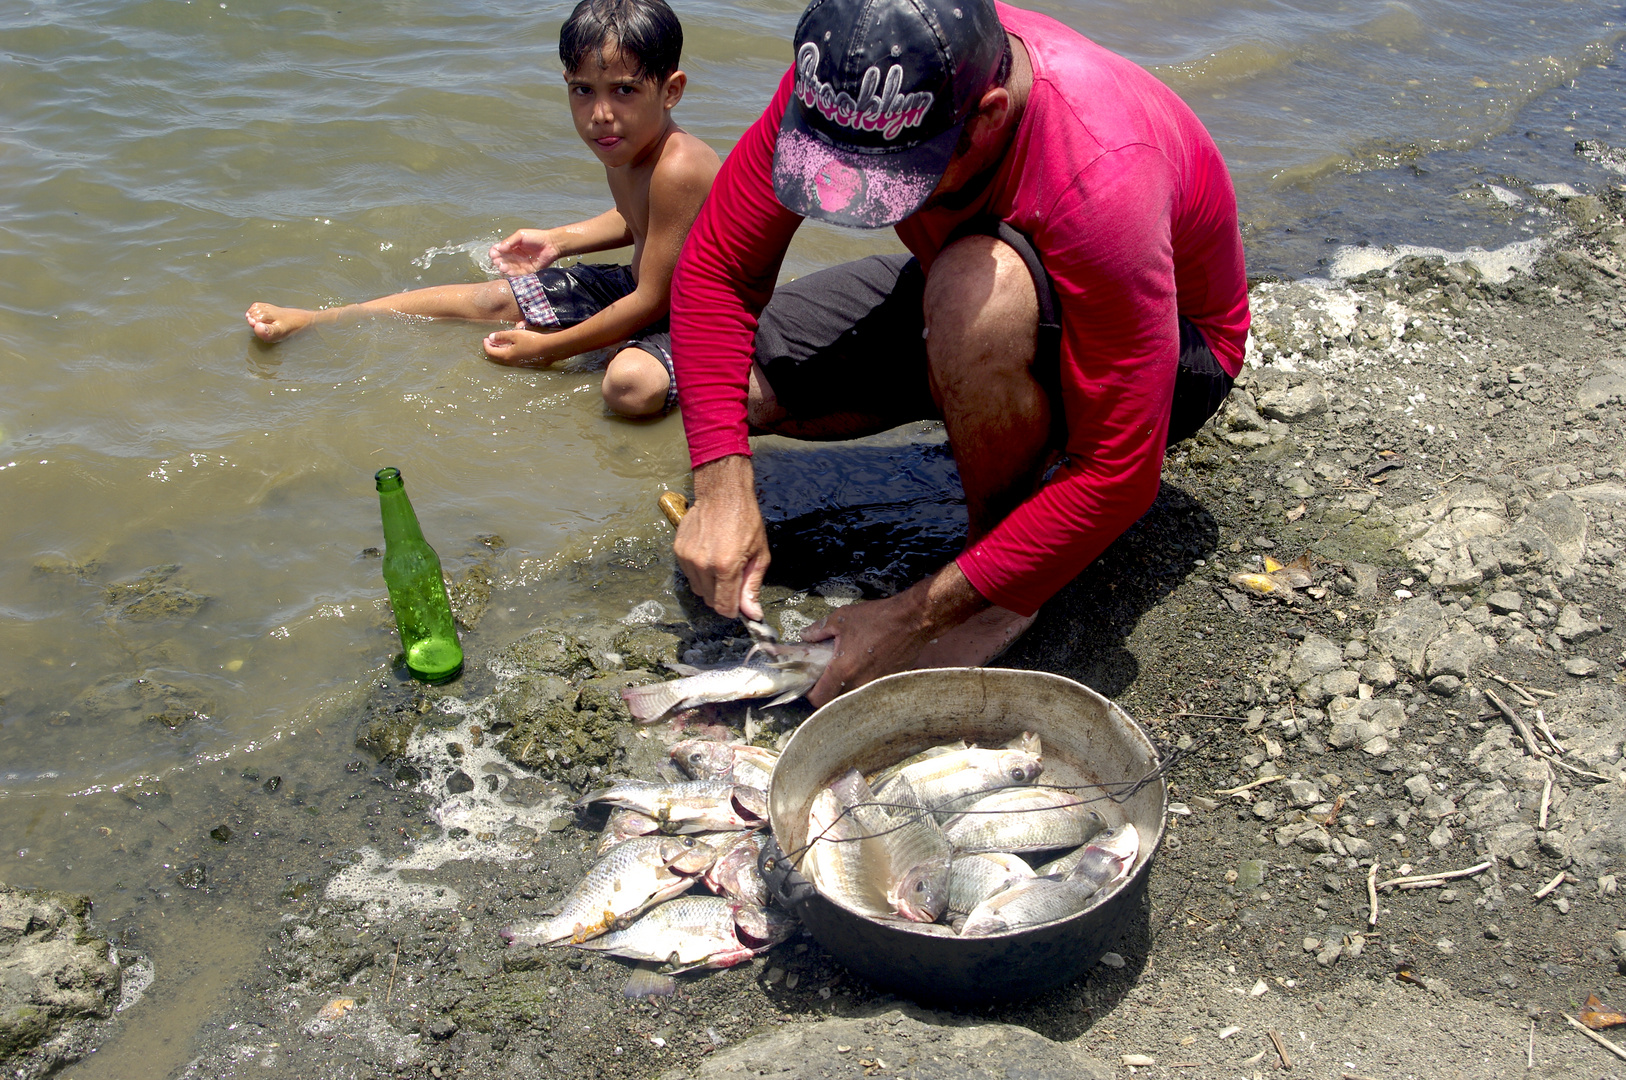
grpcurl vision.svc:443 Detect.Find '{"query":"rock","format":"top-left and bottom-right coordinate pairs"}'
top-left (1565, 657), bottom-right (1600, 677)
top-left (0, 886), bottom-right (121, 1071)
top-left (1370, 597), bottom-right (1446, 677)
top-left (1425, 631), bottom-right (1488, 679)
top-left (1492, 523), bottom-right (1559, 576)
top-left (1427, 675), bottom-right (1462, 696)
top-left (1486, 590), bottom-right (1522, 614)
top-left (1577, 364), bottom-right (1626, 408)
top-left (1522, 494), bottom-right (1588, 572)
top-left (1404, 775), bottom-right (1434, 802)
top-left (1322, 669), bottom-right (1361, 698)
top-left (1257, 383), bottom-right (1329, 422)
top-left (1554, 605), bottom-right (1603, 643)
top-left (1282, 780), bottom-right (1323, 809)
top-left (1421, 794), bottom-right (1457, 820)
top-left (1251, 800), bottom-right (1278, 821)
top-left (666, 1004), bottom-right (1116, 1080)
top-left (1288, 635), bottom-right (1345, 684)
top-left (1359, 657), bottom-right (1398, 688)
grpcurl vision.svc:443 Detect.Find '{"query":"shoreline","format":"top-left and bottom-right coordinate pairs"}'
top-left (10, 178), bottom-right (1626, 1080)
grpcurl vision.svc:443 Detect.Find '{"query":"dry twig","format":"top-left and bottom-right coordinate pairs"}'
top-left (1378, 861), bottom-right (1492, 890)
top-left (1485, 690), bottom-right (1543, 757)
top-left (1534, 709), bottom-right (1565, 754)
top-left (1563, 1012), bottom-right (1626, 1061)
top-left (1539, 773), bottom-right (1553, 831)
top-left (1215, 775), bottom-right (1285, 797)
top-left (1534, 871), bottom-right (1566, 901)
top-left (385, 946), bottom-right (400, 1004)
top-left (1267, 1028), bottom-right (1292, 1069)
top-left (1366, 861), bottom-right (1380, 926)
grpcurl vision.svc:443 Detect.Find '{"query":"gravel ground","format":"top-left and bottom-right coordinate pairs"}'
top-left (136, 180), bottom-right (1626, 1079)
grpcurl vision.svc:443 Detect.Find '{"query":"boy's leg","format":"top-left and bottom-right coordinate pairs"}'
top-left (602, 348), bottom-right (673, 417)
top-left (246, 279), bottom-right (522, 342)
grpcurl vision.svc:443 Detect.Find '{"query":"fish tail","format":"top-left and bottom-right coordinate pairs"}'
top-left (621, 683), bottom-right (686, 723)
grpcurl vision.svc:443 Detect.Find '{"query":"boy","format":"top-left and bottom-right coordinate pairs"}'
top-left (244, 0), bottom-right (719, 418)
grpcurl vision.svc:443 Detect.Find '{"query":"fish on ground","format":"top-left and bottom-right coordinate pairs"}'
top-left (827, 769), bottom-right (953, 923)
top-left (621, 622), bottom-right (833, 723)
top-left (670, 738), bottom-right (779, 791)
top-left (941, 786), bottom-right (1108, 854)
top-left (958, 824), bottom-right (1140, 937)
top-left (571, 895), bottom-right (796, 972)
top-left (594, 806), bottom-right (661, 855)
top-left (702, 831), bottom-right (769, 907)
top-left (573, 778), bottom-right (768, 833)
top-left (499, 834), bottom-right (722, 947)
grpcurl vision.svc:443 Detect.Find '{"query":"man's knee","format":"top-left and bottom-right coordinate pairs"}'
top-left (922, 234), bottom-right (1039, 355)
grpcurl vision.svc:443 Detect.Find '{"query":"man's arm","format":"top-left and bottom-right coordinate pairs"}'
top-left (669, 72), bottom-right (805, 617)
top-left (489, 208), bottom-right (633, 275)
top-left (800, 561), bottom-right (989, 705)
top-left (493, 139), bottom-right (720, 364)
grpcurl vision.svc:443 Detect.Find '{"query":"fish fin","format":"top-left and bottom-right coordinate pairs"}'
top-left (621, 683), bottom-right (683, 723)
top-left (664, 661), bottom-right (704, 677)
top-left (827, 768), bottom-right (873, 807)
top-left (622, 964), bottom-right (677, 999)
top-left (763, 688), bottom-right (804, 707)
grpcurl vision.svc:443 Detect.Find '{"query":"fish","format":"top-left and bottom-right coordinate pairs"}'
top-left (957, 877), bottom-right (1100, 937)
top-left (670, 739), bottom-right (779, 791)
top-left (1061, 823), bottom-right (1139, 893)
top-left (702, 831), bottom-right (769, 907)
top-left (621, 623), bottom-right (834, 723)
top-left (874, 747), bottom-right (1043, 816)
top-left (801, 789), bottom-right (893, 919)
top-left (594, 807), bottom-right (661, 856)
top-left (945, 851), bottom-right (1035, 919)
top-left (941, 786), bottom-right (1108, 854)
top-left (499, 834), bottom-right (719, 947)
top-left (828, 770), bottom-right (953, 923)
top-left (573, 779), bottom-right (768, 833)
top-left (1229, 553), bottom-right (1313, 599)
top-left (958, 824), bottom-right (1139, 937)
top-left (572, 896), bottom-right (795, 972)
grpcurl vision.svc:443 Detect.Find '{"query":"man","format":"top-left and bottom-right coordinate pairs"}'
top-left (669, 0), bottom-right (1250, 706)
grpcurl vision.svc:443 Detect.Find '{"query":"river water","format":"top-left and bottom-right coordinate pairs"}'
top-left (2, 0), bottom-right (1623, 1071)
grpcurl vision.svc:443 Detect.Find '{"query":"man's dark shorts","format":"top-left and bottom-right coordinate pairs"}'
top-left (508, 263), bottom-right (678, 411)
top-left (754, 226), bottom-right (1232, 446)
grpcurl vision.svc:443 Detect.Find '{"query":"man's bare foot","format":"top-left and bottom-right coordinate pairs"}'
top-left (245, 303), bottom-right (318, 343)
top-left (912, 604), bottom-right (1038, 669)
top-left (483, 326), bottom-right (555, 366)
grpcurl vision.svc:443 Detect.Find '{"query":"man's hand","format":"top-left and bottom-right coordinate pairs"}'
top-left (490, 229), bottom-right (560, 276)
top-left (802, 563), bottom-right (990, 706)
top-left (674, 455), bottom-right (769, 621)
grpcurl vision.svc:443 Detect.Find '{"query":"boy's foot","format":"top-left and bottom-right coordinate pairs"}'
top-left (483, 326), bottom-right (557, 366)
top-left (911, 604), bottom-right (1038, 669)
top-left (244, 303), bottom-right (319, 342)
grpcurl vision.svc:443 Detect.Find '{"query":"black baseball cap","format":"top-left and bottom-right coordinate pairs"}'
top-left (772, 0), bottom-right (1007, 229)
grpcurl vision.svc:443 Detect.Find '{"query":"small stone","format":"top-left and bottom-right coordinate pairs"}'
top-left (1564, 657), bottom-right (1599, 677)
top-left (1251, 800), bottom-right (1278, 821)
top-left (1303, 937), bottom-right (1321, 953)
top-left (446, 770), bottom-right (475, 794)
top-left (1427, 675), bottom-right (1462, 696)
top-left (1486, 590), bottom-right (1522, 614)
top-left (209, 825), bottom-right (232, 844)
top-left (263, 775), bottom-right (282, 793)
top-left (1098, 952), bottom-right (1126, 969)
top-left (1438, 889), bottom-right (1459, 904)
top-left (1235, 860), bottom-right (1267, 889)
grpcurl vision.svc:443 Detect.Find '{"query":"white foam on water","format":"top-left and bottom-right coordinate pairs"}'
top-left (1327, 237), bottom-right (1548, 284)
top-left (113, 950), bottom-right (155, 1012)
top-left (622, 599), bottom-right (668, 626)
top-left (323, 696), bottom-right (569, 913)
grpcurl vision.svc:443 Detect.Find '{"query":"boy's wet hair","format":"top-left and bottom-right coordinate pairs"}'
top-left (560, 0), bottom-right (683, 84)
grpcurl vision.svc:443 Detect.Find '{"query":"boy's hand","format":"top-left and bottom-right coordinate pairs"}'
top-left (490, 229), bottom-right (560, 275)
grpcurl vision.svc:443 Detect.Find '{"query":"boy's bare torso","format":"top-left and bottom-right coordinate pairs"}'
top-left (608, 125), bottom-right (711, 284)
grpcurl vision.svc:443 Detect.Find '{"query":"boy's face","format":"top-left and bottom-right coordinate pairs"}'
top-left (565, 45), bottom-right (684, 169)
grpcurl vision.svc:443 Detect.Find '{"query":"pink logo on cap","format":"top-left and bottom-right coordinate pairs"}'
top-left (813, 160), bottom-right (864, 211)
top-left (793, 42), bottom-right (934, 141)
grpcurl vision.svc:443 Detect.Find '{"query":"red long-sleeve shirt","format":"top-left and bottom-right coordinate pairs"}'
top-left (671, 3), bottom-right (1250, 616)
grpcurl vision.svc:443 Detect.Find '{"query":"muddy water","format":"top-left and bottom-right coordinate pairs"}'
top-left (3, 0), bottom-right (1625, 1072)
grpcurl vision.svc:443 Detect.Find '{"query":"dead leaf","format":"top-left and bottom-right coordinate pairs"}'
top-left (1581, 992), bottom-right (1626, 1030)
top-left (1286, 503), bottom-right (1307, 522)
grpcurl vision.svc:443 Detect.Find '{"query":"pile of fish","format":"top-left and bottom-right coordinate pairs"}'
top-left (799, 735), bottom-right (1140, 936)
top-left (500, 738), bottom-right (792, 994)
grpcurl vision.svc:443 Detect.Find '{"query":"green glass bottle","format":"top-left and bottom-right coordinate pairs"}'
top-left (374, 466), bottom-right (463, 682)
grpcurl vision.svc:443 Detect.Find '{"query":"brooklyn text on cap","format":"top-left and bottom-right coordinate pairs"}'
top-left (772, 0), bottom-right (1006, 229)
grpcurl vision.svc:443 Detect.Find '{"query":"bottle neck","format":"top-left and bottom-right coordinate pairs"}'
top-left (378, 486), bottom-right (427, 543)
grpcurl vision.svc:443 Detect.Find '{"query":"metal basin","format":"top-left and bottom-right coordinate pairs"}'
top-left (762, 667), bottom-right (1166, 1003)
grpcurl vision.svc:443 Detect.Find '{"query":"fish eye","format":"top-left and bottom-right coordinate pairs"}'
top-left (1010, 768), bottom-right (1024, 781)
